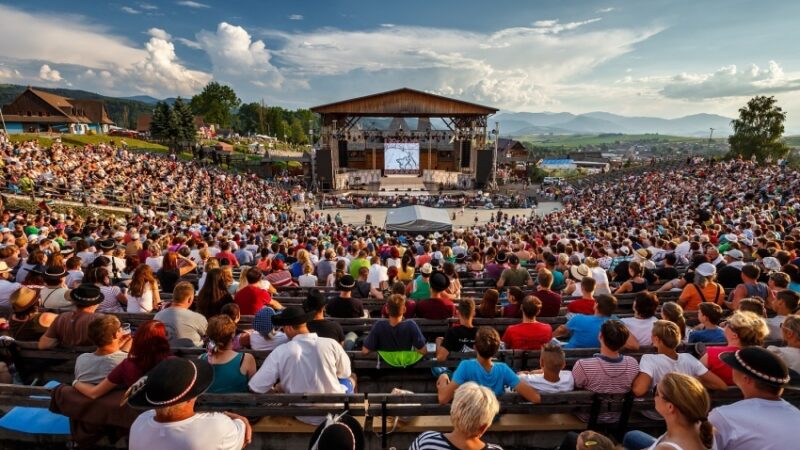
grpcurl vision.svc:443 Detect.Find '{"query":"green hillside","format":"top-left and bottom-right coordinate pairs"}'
top-left (0, 83), bottom-right (154, 130)
top-left (7, 133), bottom-right (166, 151)
top-left (518, 133), bottom-right (706, 149)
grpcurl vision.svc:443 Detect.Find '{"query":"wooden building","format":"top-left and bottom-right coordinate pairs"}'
top-left (1, 87), bottom-right (113, 134)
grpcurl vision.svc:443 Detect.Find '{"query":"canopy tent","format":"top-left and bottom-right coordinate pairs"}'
top-left (384, 206), bottom-right (452, 233)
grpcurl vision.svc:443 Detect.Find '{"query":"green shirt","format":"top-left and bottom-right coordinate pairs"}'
top-left (349, 258), bottom-right (370, 279)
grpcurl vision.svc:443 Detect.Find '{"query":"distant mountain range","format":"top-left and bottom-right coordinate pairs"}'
top-left (494, 111), bottom-right (735, 137)
top-left (119, 95), bottom-right (178, 105)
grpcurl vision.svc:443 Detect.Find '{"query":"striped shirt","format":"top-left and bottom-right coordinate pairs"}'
top-left (572, 354), bottom-right (639, 393)
top-left (410, 431), bottom-right (503, 450)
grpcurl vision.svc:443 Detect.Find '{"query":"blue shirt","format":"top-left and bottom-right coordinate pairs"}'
top-left (564, 315), bottom-right (610, 348)
top-left (688, 327), bottom-right (726, 344)
top-left (363, 320), bottom-right (426, 352)
top-left (452, 359), bottom-right (520, 396)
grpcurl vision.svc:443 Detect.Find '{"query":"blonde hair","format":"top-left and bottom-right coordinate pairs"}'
top-left (237, 265), bottom-right (251, 292)
top-left (658, 373), bottom-right (714, 449)
top-left (204, 257), bottom-right (220, 273)
top-left (782, 314), bottom-right (800, 337)
top-left (727, 310), bottom-right (769, 346)
top-left (450, 382), bottom-right (499, 437)
top-left (652, 320), bottom-right (681, 349)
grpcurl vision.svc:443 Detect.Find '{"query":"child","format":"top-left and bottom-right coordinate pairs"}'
top-left (518, 343), bottom-right (575, 393)
top-left (220, 302), bottom-right (250, 350)
top-left (566, 277), bottom-right (596, 316)
top-left (688, 302), bottom-right (725, 344)
top-left (65, 256), bottom-right (84, 289)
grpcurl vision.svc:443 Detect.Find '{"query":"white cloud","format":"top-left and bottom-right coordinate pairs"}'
top-left (176, 37), bottom-right (203, 49)
top-left (178, 1), bottom-right (210, 8)
top-left (528, 18), bottom-right (602, 34)
top-left (124, 35), bottom-right (212, 95)
top-left (39, 64), bottom-right (63, 82)
top-left (660, 61), bottom-right (800, 99)
top-left (0, 65), bottom-right (21, 80)
top-left (289, 14), bottom-right (303, 21)
top-left (196, 22), bottom-right (283, 88)
top-left (121, 6), bottom-right (140, 14)
top-left (147, 28), bottom-right (171, 40)
top-left (139, 3), bottom-right (158, 10)
top-left (596, 7), bottom-right (615, 13)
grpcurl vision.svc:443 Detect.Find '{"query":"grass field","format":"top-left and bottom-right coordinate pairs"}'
top-left (518, 133), bottom-right (707, 148)
top-left (7, 133), bottom-right (167, 151)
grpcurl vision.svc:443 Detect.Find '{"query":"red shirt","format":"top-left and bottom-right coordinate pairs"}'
top-left (534, 289), bottom-right (562, 317)
top-left (502, 322), bottom-right (553, 350)
top-left (415, 297), bottom-right (456, 320)
top-left (216, 251), bottom-right (240, 268)
top-left (234, 285), bottom-right (273, 315)
top-left (567, 298), bottom-right (595, 315)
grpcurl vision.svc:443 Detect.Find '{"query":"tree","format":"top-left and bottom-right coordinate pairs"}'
top-left (150, 101), bottom-right (172, 142)
top-left (190, 82), bottom-right (241, 129)
top-left (729, 95), bottom-right (789, 162)
top-left (172, 97), bottom-right (196, 148)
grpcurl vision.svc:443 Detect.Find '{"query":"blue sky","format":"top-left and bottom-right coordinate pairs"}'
top-left (2, 0), bottom-right (800, 128)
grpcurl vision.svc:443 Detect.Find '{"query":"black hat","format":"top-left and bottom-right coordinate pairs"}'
top-left (98, 239), bottom-right (116, 250)
top-left (60, 247), bottom-right (75, 256)
top-left (43, 266), bottom-right (67, 280)
top-left (304, 289), bottom-right (327, 313)
top-left (308, 412), bottom-right (365, 450)
top-left (337, 275), bottom-right (356, 291)
top-left (495, 252), bottom-right (508, 263)
top-left (455, 253), bottom-right (466, 263)
top-left (720, 347), bottom-right (800, 388)
top-left (272, 306), bottom-right (311, 327)
top-left (126, 358), bottom-right (214, 409)
top-left (429, 271), bottom-right (450, 292)
top-left (67, 283), bottom-right (104, 307)
top-left (28, 264), bottom-right (46, 276)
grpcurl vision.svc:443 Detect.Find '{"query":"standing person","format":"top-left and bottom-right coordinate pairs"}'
top-left (410, 383), bottom-right (503, 450)
top-left (709, 347), bottom-right (800, 450)
top-left (201, 315), bottom-right (257, 393)
top-left (622, 373), bottom-right (715, 450)
top-left (127, 358), bottom-right (251, 450)
top-left (248, 306), bottom-right (355, 425)
top-left (126, 264), bottom-right (161, 313)
top-left (501, 296), bottom-right (553, 350)
top-left (154, 282), bottom-right (208, 347)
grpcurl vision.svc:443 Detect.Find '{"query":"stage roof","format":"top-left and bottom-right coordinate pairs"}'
top-left (310, 88), bottom-right (498, 117)
top-left (384, 205), bottom-right (453, 232)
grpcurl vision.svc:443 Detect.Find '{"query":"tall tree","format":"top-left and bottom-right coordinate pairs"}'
top-left (729, 95), bottom-right (789, 162)
top-left (172, 97), bottom-right (196, 148)
top-left (190, 82), bottom-right (241, 129)
top-left (150, 101), bottom-right (172, 142)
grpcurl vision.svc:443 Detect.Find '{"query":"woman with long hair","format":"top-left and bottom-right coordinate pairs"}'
top-left (622, 373), bottom-right (714, 450)
top-left (477, 289), bottom-right (500, 318)
top-left (198, 257), bottom-right (220, 291)
top-left (701, 310), bottom-right (768, 386)
top-left (201, 315), bottom-right (257, 393)
top-left (73, 320), bottom-right (171, 399)
top-left (443, 262), bottom-right (462, 299)
top-left (85, 266), bottom-right (127, 313)
top-left (399, 251), bottom-right (416, 283)
top-left (196, 268), bottom-right (234, 318)
top-left (157, 251), bottom-right (196, 293)
top-left (127, 264), bottom-right (161, 313)
top-left (660, 301), bottom-right (687, 342)
top-left (327, 258), bottom-right (347, 287)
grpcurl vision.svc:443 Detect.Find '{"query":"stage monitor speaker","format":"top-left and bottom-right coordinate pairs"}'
top-left (315, 148), bottom-right (334, 190)
top-left (461, 140), bottom-right (471, 168)
top-left (475, 150), bottom-right (494, 189)
top-left (338, 140), bottom-right (348, 168)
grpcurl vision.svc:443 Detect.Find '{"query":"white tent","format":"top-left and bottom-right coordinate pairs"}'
top-left (384, 205), bottom-right (452, 233)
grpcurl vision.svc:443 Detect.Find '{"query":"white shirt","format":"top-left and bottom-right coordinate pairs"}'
top-left (710, 398), bottom-right (800, 450)
top-left (127, 288), bottom-right (155, 313)
top-left (145, 256), bottom-right (164, 272)
top-left (621, 317), bottom-right (658, 347)
top-left (766, 315), bottom-right (785, 341)
top-left (129, 410), bottom-right (246, 450)
top-left (639, 353), bottom-right (707, 389)
top-left (249, 333), bottom-right (351, 424)
top-left (367, 264), bottom-right (388, 289)
top-left (298, 274), bottom-right (318, 287)
top-left (0, 279), bottom-right (22, 308)
top-left (249, 331), bottom-right (289, 351)
top-left (768, 345), bottom-right (800, 373)
top-left (520, 371), bottom-right (575, 393)
top-left (590, 267), bottom-right (612, 295)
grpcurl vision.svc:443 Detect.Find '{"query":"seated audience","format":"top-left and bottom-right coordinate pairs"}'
top-left (660, 301), bottom-right (688, 342)
top-left (416, 272), bottom-right (456, 320)
top-left (689, 302), bottom-right (726, 344)
top-left (8, 286), bottom-right (56, 341)
top-left (518, 343), bottom-right (575, 393)
top-left (362, 295), bottom-right (426, 365)
top-left (678, 263), bottom-right (725, 311)
top-left (496, 254), bottom-right (534, 288)
top-left (553, 294), bottom-right (617, 348)
top-left (728, 264), bottom-right (769, 309)
top-left (534, 269), bottom-right (563, 317)
top-left (73, 315), bottom-right (132, 384)
top-left (476, 288), bottom-right (500, 319)
top-left (700, 310), bottom-right (769, 386)
top-left (39, 283), bottom-right (104, 349)
top-left (249, 307), bottom-right (289, 350)
top-left (234, 268), bottom-right (278, 315)
top-left (500, 287), bottom-right (525, 318)
top-left (566, 277), bottom-right (597, 316)
top-left (40, 267), bottom-right (72, 311)
top-left (303, 289), bottom-right (346, 344)
top-left (621, 292), bottom-right (660, 347)
top-left (126, 264), bottom-right (161, 313)
top-left (767, 290), bottom-right (800, 340)
top-left (196, 268), bottom-right (235, 318)
top-left (201, 315), bottom-right (257, 393)
top-left (154, 282), bottom-right (208, 347)
top-left (502, 296), bottom-right (553, 350)
top-left (436, 299), bottom-right (478, 362)
top-left (768, 314), bottom-right (800, 373)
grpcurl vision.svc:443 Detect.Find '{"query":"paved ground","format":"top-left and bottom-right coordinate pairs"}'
top-left (309, 201), bottom-right (563, 227)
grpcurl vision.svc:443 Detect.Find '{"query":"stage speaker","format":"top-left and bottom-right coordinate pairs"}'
top-left (337, 140), bottom-right (348, 168)
top-left (461, 140), bottom-right (471, 168)
top-left (315, 148), bottom-right (334, 190)
top-left (475, 150), bottom-right (494, 189)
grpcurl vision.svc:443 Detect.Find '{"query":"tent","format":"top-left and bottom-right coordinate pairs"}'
top-left (384, 206), bottom-right (452, 233)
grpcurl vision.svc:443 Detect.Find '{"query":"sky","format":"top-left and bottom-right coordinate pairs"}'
top-left (2, 0), bottom-right (800, 129)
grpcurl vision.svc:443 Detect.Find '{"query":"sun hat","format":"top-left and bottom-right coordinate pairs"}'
top-left (720, 347), bottom-right (800, 388)
top-left (253, 307), bottom-right (278, 336)
top-left (724, 249), bottom-right (744, 261)
top-left (126, 358), bottom-right (214, 409)
top-left (429, 272), bottom-right (451, 292)
top-left (67, 283), bottom-right (104, 307)
top-left (337, 275), bottom-right (356, 291)
top-left (98, 239), bottom-right (116, 250)
top-left (419, 263), bottom-right (433, 275)
top-left (0, 261), bottom-right (10, 273)
top-left (569, 264), bottom-right (591, 281)
top-left (11, 286), bottom-right (39, 312)
top-left (303, 289), bottom-right (328, 313)
top-left (308, 412), bottom-right (365, 450)
top-left (272, 306), bottom-right (311, 327)
top-left (695, 262), bottom-right (717, 277)
top-left (635, 248), bottom-right (650, 259)
top-left (761, 257), bottom-right (782, 272)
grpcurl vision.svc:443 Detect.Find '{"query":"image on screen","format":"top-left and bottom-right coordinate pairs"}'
top-left (384, 142), bottom-right (420, 175)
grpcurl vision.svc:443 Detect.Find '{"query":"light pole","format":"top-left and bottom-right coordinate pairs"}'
top-left (427, 127), bottom-right (432, 173)
top-left (492, 122), bottom-right (499, 191)
top-left (309, 120), bottom-right (316, 192)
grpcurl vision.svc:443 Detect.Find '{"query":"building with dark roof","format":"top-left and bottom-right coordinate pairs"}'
top-left (1, 87), bottom-right (114, 134)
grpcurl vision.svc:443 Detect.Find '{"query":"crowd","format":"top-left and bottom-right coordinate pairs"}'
top-left (0, 135), bottom-right (799, 450)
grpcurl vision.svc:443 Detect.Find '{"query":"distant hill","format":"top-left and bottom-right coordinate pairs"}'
top-left (0, 84), bottom-right (155, 129)
top-left (120, 95), bottom-right (177, 106)
top-left (494, 110), bottom-right (734, 137)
